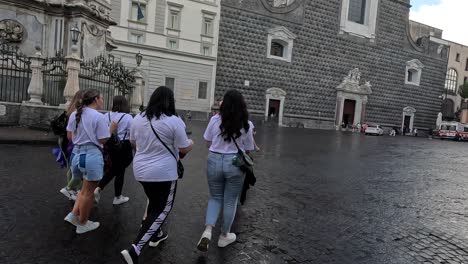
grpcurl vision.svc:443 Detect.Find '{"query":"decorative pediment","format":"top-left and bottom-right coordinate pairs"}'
top-left (336, 68), bottom-right (372, 95)
top-left (268, 26), bottom-right (297, 40)
top-left (406, 59), bottom-right (424, 70)
top-left (266, 87), bottom-right (287, 98)
top-left (403, 106), bottom-right (416, 114)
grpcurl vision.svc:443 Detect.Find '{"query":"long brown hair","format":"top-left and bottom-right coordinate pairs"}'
top-left (74, 89), bottom-right (101, 132)
top-left (67, 90), bottom-right (84, 117)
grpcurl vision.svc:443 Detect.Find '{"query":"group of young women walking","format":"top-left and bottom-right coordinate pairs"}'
top-left (58, 86), bottom-right (255, 264)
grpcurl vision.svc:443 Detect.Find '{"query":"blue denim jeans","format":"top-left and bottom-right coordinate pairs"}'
top-left (205, 152), bottom-right (245, 233)
top-left (71, 144), bottom-right (104, 182)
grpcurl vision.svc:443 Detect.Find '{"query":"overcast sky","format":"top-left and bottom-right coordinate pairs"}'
top-left (410, 0), bottom-right (468, 45)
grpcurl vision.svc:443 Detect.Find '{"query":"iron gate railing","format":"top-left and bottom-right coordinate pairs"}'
top-left (43, 50), bottom-right (67, 106)
top-left (0, 43), bottom-right (31, 103)
top-left (79, 55), bottom-right (134, 110)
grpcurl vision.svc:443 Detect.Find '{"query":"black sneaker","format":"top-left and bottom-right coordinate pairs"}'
top-left (121, 246), bottom-right (138, 264)
top-left (149, 231), bottom-right (168, 247)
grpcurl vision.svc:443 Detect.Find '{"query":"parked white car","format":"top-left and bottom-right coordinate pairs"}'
top-left (365, 124), bottom-right (384, 136)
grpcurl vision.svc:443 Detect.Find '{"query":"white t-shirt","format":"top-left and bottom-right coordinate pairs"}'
top-left (130, 113), bottom-right (191, 182)
top-left (105, 112), bottom-right (133, 140)
top-left (66, 107), bottom-right (110, 148)
top-left (204, 114), bottom-right (255, 154)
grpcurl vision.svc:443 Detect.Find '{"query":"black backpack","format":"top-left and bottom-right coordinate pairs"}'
top-left (50, 111), bottom-right (68, 136)
top-left (105, 113), bottom-right (128, 153)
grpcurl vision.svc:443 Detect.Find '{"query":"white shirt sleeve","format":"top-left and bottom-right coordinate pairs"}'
top-left (173, 117), bottom-right (191, 149)
top-left (204, 116), bottom-right (217, 141)
top-left (95, 114), bottom-right (110, 140)
top-left (66, 112), bottom-right (76, 132)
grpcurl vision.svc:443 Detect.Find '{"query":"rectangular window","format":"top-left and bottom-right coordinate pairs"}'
top-left (202, 18), bottom-right (213, 36)
top-left (168, 40), bottom-right (177, 49)
top-left (169, 11), bottom-right (180, 30)
top-left (348, 0), bottom-right (367, 24)
top-left (165, 77), bottom-right (175, 91)
top-left (54, 19), bottom-right (64, 52)
top-left (131, 2), bottom-right (146, 22)
top-left (407, 71), bottom-right (413, 83)
top-left (130, 33), bottom-right (144, 44)
top-left (465, 59), bottom-right (468, 71)
top-left (198, 81), bottom-right (208, 99)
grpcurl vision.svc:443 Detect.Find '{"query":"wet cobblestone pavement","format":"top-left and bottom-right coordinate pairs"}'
top-left (2, 121), bottom-right (468, 264)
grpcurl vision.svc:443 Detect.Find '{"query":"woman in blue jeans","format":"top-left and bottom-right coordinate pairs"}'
top-left (197, 89), bottom-right (255, 251)
top-left (63, 89), bottom-right (111, 234)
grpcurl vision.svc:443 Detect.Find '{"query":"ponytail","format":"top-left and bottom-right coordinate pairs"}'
top-left (74, 89), bottom-right (100, 133)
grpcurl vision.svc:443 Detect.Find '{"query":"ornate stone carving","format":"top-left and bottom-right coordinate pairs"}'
top-left (0, 20), bottom-right (25, 43)
top-left (403, 106), bottom-right (416, 115)
top-left (267, 87), bottom-right (287, 98)
top-left (261, 0), bottom-right (302, 13)
top-left (336, 68), bottom-right (372, 95)
top-left (268, 0), bottom-right (295, 7)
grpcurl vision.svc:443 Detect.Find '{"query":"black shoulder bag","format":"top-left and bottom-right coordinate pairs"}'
top-left (231, 136), bottom-right (254, 173)
top-left (149, 120), bottom-right (184, 179)
top-left (105, 113), bottom-right (127, 153)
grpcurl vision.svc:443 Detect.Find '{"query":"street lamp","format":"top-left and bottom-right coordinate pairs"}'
top-left (70, 23), bottom-right (81, 45)
top-left (136, 51), bottom-right (143, 67)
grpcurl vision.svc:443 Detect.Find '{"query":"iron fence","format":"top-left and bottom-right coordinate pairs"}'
top-left (42, 50), bottom-right (67, 106)
top-left (0, 43), bottom-right (31, 103)
top-left (79, 55), bottom-right (134, 110)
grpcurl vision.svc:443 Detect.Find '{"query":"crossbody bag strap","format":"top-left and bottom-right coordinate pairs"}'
top-left (149, 118), bottom-right (178, 161)
top-left (231, 135), bottom-right (242, 152)
top-left (117, 113), bottom-right (127, 140)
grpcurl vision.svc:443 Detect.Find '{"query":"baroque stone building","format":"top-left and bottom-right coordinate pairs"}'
top-left (215, 0), bottom-right (449, 131)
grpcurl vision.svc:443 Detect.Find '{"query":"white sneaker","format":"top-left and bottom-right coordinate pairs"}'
top-left (94, 187), bottom-right (101, 204)
top-left (113, 195), bottom-right (130, 205)
top-left (60, 187), bottom-right (76, 200)
top-left (218, 233), bottom-right (236, 248)
top-left (76, 220), bottom-right (100, 234)
top-left (197, 230), bottom-right (212, 252)
top-left (64, 212), bottom-right (79, 226)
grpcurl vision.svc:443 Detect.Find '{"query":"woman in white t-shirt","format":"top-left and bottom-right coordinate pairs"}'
top-left (94, 96), bottom-right (134, 205)
top-left (64, 89), bottom-right (110, 234)
top-left (197, 89), bottom-right (255, 252)
top-left (121, 86), bottom-right (193, 264)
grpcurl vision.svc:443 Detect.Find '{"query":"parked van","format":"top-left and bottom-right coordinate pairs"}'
top-left (437, 121), bottom-right (458, 140)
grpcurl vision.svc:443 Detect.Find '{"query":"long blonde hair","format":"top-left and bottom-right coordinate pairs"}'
top-left (67, 90), bottom-right (84, 117)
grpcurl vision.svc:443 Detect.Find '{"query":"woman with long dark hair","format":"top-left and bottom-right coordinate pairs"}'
top-left (121, 86), bottom-right (193, 264)
top-left (197, 89), bottom-right (255, 251)
top-left (94, 95), bottom-right (134, 205)
top-left (63, 89), bottom-right (110, 234)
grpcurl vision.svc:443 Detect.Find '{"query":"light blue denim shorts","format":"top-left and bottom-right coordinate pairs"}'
top-left (70, 144), bottom-right (104, 182)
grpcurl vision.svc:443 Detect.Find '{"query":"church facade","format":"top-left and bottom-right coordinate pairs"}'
top-left (214, 0), bottom-right (449, 131)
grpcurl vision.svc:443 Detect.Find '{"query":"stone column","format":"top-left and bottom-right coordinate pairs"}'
top-left (335, 96), bottom-right (342, 129)
top-left (360, 101), bottom-right (367, 124)
top-left (24, 48), bottom-right (44, 105)
top-left (131, 70), bottom-right (144, 114)
top-left (60, 46), bottom-right (81, 109)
